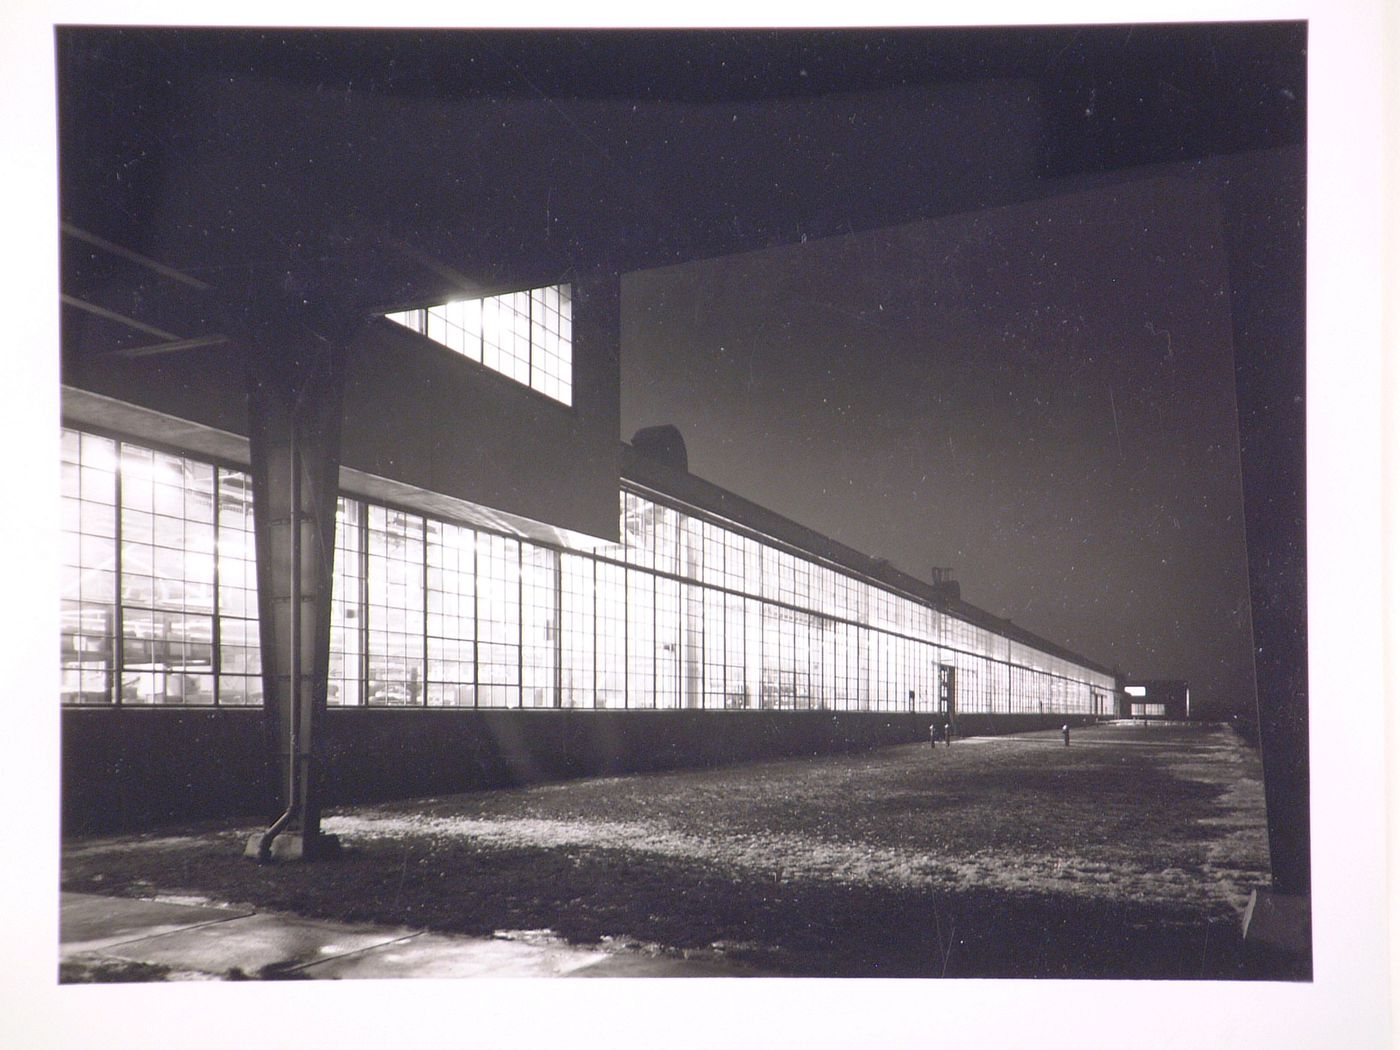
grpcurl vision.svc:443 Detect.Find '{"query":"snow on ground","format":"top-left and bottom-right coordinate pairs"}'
top-left (322, 724), bottom-right (1270, 915)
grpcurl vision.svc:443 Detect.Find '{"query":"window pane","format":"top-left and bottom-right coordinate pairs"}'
top-left (216, 467), bottom-right (262, 706)
top-left (521, 544), bottom-right (557, 708)
top-left (595, 561), bottom-right (626, 708)
top-left (476, 532), bottom-right (520, 707)
top-left (560, 553), bottom-right (594, 708)
top-left (654, 576), bottom-right (679, 709)
top-left (385, 283), bottom-right (572, 405)
top-left (60, 429), bottom-right (118, 704)
top-left (626, 570), bottom-right (654, 708)
top-left (366, 505), bottom-right (425, 706)
top-left (425, 518), bottom-right (474, 707)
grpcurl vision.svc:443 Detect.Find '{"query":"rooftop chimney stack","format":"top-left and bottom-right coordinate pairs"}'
top-left (932, 567), bottom-right (960, 602)
top-left (631, 424), bottom-right (689, 473)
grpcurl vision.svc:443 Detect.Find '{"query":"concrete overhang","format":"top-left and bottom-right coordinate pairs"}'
top-left (62, 385), bottom-right (618, 552)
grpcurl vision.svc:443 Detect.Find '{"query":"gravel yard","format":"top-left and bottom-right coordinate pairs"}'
top-left (61, 722), bottom-right (1283, 978)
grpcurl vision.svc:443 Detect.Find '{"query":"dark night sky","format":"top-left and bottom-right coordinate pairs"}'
top-left (622, 171), bottom-right (1256, 718)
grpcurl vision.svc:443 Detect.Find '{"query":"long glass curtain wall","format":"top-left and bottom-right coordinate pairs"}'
top-left (61, 428), bottom-right (1117, 714)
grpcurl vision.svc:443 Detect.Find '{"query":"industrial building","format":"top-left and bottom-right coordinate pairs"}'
top-left (1122, 680), bottom-right (1191, 720)
top-left (56, 24), bottom-right (1306, 912)
top-left (63, 378), bottom-right (1117, 718)
top-left (60, 385), bottom-right (1118, 837)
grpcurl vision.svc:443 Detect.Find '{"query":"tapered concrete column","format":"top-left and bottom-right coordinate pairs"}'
top-left (244, 311), bottom-right (351, 861)
top-left (1217, 150), bottom-right (1309, 964)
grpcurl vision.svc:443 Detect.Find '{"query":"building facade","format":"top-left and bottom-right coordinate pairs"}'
top-left (61, 355), bottom-right (1119, 835)
top-left (1121, 680), bottom-right (1191, 720)
top-left (62, 424), bottom-right (1118, 721)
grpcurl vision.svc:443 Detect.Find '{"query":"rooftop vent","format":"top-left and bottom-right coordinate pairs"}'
top-left (631, 424), bottom-right (688, 473)
top-left (932, 567), bottom-right (960, 601)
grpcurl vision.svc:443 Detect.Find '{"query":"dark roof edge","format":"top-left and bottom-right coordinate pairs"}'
top-left (620, 442), bottom-right (1118, 681)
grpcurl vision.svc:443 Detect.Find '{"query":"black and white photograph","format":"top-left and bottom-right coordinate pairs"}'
top-left (3, 4), bottom-right (1391, 1048)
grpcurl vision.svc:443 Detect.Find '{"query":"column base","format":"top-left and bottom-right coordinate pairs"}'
top-left (243, 830), bottom-right (342, 863)
top-left (1242, 887), bottom-right (1311, 954)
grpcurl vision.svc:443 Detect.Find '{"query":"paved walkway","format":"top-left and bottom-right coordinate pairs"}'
top-left (59, 892), bottom-right (756, 980)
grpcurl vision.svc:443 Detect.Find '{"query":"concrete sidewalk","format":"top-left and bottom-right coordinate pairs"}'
top-left (59, 892), bottom-right (756, 981)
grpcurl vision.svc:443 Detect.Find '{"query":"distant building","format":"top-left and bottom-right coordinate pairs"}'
top-left (1122, 680), bottom-right (1190, 720)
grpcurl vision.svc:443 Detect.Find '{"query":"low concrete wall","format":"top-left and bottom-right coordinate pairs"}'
top-left (63, 709), bottom-right (272, 836)
top-left (62, 707), bottom-right (1101, 835)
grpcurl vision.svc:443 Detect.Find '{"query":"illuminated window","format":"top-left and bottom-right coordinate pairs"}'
top-left (328, 498), bottom-right (363, 706)
top-left (680, 515), bottom-right (705, 583)
top-left (476, 533), bottom-right (521, 707)
top-left (652, 504), bottom-right (679, 577)
top-left (386, 283), bottom-right (573, 405)
top-left (595, 561), bottom-right (627, 708)
top-left (522, 544), bottom-right (558, 708)
top-left (560, 553), bottom-right (595, 708)
top-left (366, 506), bottom-right (425, 706)
top-left (626, 570), bottom-right (655, 708)
top-left (702, 587), bottom-right (726, 709)
top-left (761, 604), bottom-right (780, 708)
top-left (426, 519), bottom-right (476, 708)
top-left (117, 445), bottom-right (216, 706)
top-left (61, 430), bottom-right (117, 704)
top-left (682, 582), bottom-right (704, 709)
top-left (60, 428), bottom-right (262, 707)
top-left (654, 575), bottom-right (680, 709)
top-left (623, 492), bottom-right (654, 570)
top-left (725, 594), bottom-right (747, 707)
top-left (64, 433), bottom-right (1120, 720)
top-left (215, 468), bottom-right (261, 706)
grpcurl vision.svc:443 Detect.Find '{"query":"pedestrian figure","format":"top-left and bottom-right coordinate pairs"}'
top-left (929, 723), bottom-right (938, 750)
top-left (944, 717), bottom-right (953, 747)
top-left (1062, 723), bottom-right (1070, 746)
